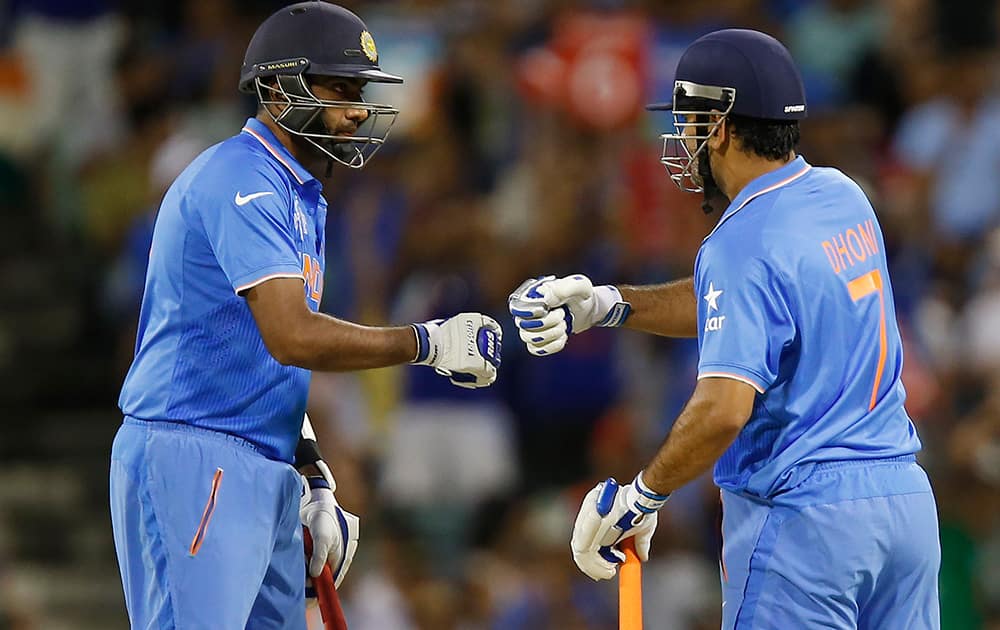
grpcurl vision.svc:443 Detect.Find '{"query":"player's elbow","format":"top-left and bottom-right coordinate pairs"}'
top-left (263, 329), bottom-right (312, 367)
top-left (264, 340), bottom-right (296, 366)
top-left (690, 377), bottom-right (756, 435)
top-left (269, 344), bottom-right (301, 367)
top-left (691, 397), bottom-right (751, 438)
top-left (712, 408), bottom-right (751, 436)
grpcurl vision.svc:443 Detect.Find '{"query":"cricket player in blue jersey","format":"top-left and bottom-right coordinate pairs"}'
top-left (110, 3), bottom-right (502, 628)
top-left (509, 29), bottom-right (939, 629)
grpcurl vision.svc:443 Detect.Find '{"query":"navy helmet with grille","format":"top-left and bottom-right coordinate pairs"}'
top-left (648, 29), bottom-right (806, 120)
top-left (239, 2), bottom-right (402, 170)
top-left (239, 1), bottom-right (401, 92)
top-left (649, 29), bottom-right (806, 194)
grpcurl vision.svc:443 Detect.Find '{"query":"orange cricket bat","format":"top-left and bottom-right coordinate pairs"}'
top-left (619, 538), bottom-right (643, 630)
top-left (303, 527), bottom-right (348, 630)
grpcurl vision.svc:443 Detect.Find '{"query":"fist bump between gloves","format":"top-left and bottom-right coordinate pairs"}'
top-left (508, 274), bottom-right (631, 356)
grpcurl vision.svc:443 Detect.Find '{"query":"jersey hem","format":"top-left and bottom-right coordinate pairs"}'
top-left (698, 366), bottom-right (768, 394)
top-left (233, 267), bottom-right (305, 295)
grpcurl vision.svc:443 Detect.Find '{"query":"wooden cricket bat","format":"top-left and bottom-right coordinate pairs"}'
top-left (303, 527), bottom-right (349, 630)
top-left (619, 538), bottom-right (643, 630)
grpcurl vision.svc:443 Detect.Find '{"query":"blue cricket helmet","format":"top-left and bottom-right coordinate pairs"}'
top-left (240, 2), bottom-right (402, 170)
top-left (650, 29), bottom-right (806, 193)
top-left (648, 29), bottom-right (806, 120)
top-left (240, 1), bottom-right (402, 92)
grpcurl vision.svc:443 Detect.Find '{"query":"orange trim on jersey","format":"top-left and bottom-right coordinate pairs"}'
top-left (847, 270), bottom-right (887, 410)
top-left (234, 272), bottom-right (305, 295)
top-left (719, 491), bottom-right (729, 583)
top-left (698, 372), bottom-right (766, 394)
top-left (705, 163), bottom-right (812, 242)
top-left (189, 468), bottom-right (224, 556)
top-left (242, 127), bottom-right (306, 185)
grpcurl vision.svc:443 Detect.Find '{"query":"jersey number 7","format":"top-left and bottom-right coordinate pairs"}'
top-left (847, 269), bottom-right (887, 411)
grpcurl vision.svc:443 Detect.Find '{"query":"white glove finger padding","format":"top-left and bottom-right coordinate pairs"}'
top-left (525, 334), bottom-right (567, 357)
top-left (330, 509), bottom-right (360, 588)
top-left (515, 307), bottom-right (566, 333)
top-left (336, 538), bottom-right (358, 588)
top-left (308, 518), bottom-right (338, 578)
top-left (540, 275), bottom-right (594, 308)
top-left (518, 314), bottom-right (566, 346)
top-left (573, 548), bottom-right (619, 581)
top-left (571, 484), bottom-right (607, 554)
top-left (632, 512), bottom-right (657, 562)
top-left (572, 482), bottom-right (621, 555)
top-left (447, 364), bottom-right (497, 389)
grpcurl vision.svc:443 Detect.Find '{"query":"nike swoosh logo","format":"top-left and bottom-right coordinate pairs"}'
top-left (234, 191), bottom-right (274, 206)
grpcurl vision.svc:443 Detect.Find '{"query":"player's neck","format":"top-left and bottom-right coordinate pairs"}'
top-left (255, 114), bottom-right (326, 179)
top-left (720, 151), bottom-right (797, 200)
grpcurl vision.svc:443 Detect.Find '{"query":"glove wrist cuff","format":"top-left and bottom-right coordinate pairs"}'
top-left (410, 323), bottom-right (434, 365)
top-left (594, 285), bottom-right (632, 328)
top-left (629, 471), bottom-right (670, 513)
top-left (306, 475), bottom-right (331, 491)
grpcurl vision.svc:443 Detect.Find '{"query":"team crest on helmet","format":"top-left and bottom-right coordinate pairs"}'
top-left (360, 31), bottom-right (378, 62)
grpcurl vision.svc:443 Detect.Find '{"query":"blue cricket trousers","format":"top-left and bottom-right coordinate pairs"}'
top-left (720, 456), bottom-right (940, 629)
top-left (110, 417), bottom-right (307, 629)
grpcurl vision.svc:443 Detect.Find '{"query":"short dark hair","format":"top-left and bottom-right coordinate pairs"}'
top-left (727, 114), bottom-right (800, 161)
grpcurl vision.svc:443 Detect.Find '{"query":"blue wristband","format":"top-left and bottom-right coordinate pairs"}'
top-left (411, 323), bottom-right (430, 363)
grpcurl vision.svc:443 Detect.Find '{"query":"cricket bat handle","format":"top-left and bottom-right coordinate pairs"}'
top-left (303, 527), bottom-right (349, 630)
top-left (619, 537), bottom-right (643, 630)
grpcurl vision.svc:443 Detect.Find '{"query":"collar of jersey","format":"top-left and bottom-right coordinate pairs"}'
top-left (705, 155), bottom-right (811, 242)
top-left (240, 118), bottom-right (316, 187)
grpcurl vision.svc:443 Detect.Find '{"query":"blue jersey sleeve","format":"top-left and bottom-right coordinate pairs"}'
top-left (195, 165), bottom-right (303, 294)
top-left (695, 245), bottom-right (796, 393)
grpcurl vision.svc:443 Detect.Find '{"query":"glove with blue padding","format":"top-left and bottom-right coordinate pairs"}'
top-left (570, 473), bottom-right (669, 581)
top-left (411, 312), bottom-right (502, 388)
top-left (508, 274), bottom-right (631, 356)
top-left (300, 468), bottom-right (360, 589)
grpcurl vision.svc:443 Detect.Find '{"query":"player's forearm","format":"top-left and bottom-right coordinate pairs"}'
top-left (276, 311), bottom-right (417, 371)
top-left (641, 394), bottom-right (743, 495)
top-left (619, 277), bottom-right (698, 338)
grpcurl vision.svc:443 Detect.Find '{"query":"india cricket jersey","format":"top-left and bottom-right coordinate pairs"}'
top-left (119, 118), bottom-right (327, 463)
top-left (694, 156), bottom-right (922, 499)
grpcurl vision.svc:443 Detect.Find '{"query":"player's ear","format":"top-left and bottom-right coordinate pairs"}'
top-left (259, 79), bottom-right (290, 118)
top-left (707, 113), bottom-right (728, 151)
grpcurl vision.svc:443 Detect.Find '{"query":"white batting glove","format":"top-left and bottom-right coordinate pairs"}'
top-left (300, 475), bottom-right (360, 588)
top-left (570, 473), bottom-right (669, 581)
top-left (508, 274), bottom-right (630, 356)
top-left (411, 312), bottom-right (502, 388)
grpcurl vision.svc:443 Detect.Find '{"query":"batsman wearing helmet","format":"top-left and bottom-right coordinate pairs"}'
top-left (110, 2), bottom-right (502, 628)
top-left (509, 29), bottom-right (940, 628)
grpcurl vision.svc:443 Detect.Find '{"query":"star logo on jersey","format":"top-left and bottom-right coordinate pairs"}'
top-left (704, 283), bottom-right (723, 311)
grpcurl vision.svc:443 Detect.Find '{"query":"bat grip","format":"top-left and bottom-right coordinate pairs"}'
top-left (619, 537), bottom-right (643, 630)
top-left (303, 527), bottom-right (349, 630)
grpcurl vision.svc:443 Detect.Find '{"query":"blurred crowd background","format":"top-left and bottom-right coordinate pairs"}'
top-left (1, 0), bottom-right (999, 628)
